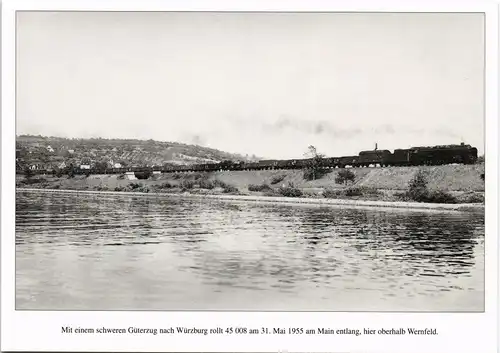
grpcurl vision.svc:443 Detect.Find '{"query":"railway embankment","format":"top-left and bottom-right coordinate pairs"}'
top-left (16, 163), bottom-right (485, 208)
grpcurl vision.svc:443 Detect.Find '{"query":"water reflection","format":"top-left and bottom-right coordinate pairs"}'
top-left (295, 208), bottom-right (479, 270)
top-left (16, 191), bottom-right (484, 311)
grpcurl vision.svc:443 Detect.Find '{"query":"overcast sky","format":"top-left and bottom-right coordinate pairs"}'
top-left (17, 12), bottom-right (484, 159)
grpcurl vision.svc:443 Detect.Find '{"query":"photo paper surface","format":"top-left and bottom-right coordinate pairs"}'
top-left (2, 1), bottom-right (498, 352)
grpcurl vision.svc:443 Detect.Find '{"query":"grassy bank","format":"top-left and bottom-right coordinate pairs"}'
top-left (16, 163), bottom-right (485, 206)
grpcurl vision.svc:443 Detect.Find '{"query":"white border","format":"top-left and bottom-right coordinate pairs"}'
top-left (2, 1), bottom-right (498, 352)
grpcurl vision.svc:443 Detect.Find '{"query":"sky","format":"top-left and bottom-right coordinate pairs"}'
top-left (16, 11), bottom-right (484, 159)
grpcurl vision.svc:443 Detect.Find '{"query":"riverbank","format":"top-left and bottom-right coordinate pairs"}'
top-left (17, 163), bottom-right (485, 206)
top-left (17, 187), bottom-right (484, 212)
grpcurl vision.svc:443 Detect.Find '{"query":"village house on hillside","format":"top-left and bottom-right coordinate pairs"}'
top-left (28, 160), bottom-right (45, 170)
top-left (80, 157), bottom-right (92, 170)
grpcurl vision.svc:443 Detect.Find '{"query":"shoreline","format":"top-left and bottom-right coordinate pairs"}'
top-left (17, 187), bottom-right (484, 212)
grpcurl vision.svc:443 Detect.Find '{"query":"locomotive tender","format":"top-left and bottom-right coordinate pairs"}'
top-left (29, 143), bottom-right (479, 176)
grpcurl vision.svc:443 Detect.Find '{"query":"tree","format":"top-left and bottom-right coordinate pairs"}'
top-left (67, 163), bottom-right (75, 178)
top-left (95, 160), bottom-right (108, 173)
top-left (24, 166), bottom-right (34, 179)
top-left (303, 145), bottom-right (328, 181)
top-left (407, 169), bottom-right (428, 201)
top-left (305, 145), bottom-right (318, 159)
top-left (335, 169), bottom-right (356, 185)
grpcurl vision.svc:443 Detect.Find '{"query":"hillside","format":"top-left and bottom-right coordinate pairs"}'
top-left (16, 135), bottom-right (256, 170)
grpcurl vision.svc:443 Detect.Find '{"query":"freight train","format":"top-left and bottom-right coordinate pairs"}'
top-left (23, 143), bottom-right (478, 176)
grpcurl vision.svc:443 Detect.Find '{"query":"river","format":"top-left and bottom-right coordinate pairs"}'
top-left (15, 190), bottom-right (484, 311)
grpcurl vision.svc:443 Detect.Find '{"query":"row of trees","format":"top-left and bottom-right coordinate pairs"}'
top-left (24, 164), bottom-right (79, 179)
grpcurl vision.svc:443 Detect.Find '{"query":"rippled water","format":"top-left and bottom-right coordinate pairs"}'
top-left (16, 191), bottom-right (484, 311)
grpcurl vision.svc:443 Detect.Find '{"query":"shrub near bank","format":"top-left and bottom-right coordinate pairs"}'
top-left (198, 179), bottom-right (216, 189)
top-left (270, 175), bottom-right (286, 185)
top-left (457, 192), bottom-right (484, 204)
top-left (248, 183), bottom-right (273, 192)
top-left (277, 182), bottom-right (303, 197)
top-left (211, 180), bottom-right (238, 193)
top-left (323, 186), bottom-right (383, 199)
top-left (401, 169), bottom-right (458, 204)
top-left (335, 169), bottom-right (356, 185)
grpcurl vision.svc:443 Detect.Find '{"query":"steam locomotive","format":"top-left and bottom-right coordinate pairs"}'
top-left (27, 143), bottom-right (479, 176)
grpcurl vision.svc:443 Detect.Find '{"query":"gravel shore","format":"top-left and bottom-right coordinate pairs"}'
top-left (17, 187), bottom-right (484, 212)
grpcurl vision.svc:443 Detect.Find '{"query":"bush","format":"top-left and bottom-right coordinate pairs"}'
top-left (344, 187), bottom-right (364, 197)
top-left (459, 193), bottom-right (485, 204)
top-left (117, 174), bottom-right (125, 180)
top-left (114, 186), bottom-right (125, 192)
top-left (248, 184), bottom-right (273, 192)
top-left (335, 169), bottom-right (356, 185)
top-left (322, 189), bottom-right (343, 198)
top-left (195, 179), bottom-right (238, 193)
top-left (160, 182), bottom-right (173, 189)
top-left (180, 180), bottom-right (195, 190)
top-left (191, 173), bottom-right (205, 180)
top-left (263, 189), bottom-right (278, 197)
top-left (394, 191), bottom-right (411, 201)
top-left (222, 184), bottom-right (239, 194)
top-left (199, 179), bottom-right (216, 189)
top-left (403, 170), bottom-right (457, 203)
top-left (425, 190), bottom-right (457, 204)
top-left (270, 175), bottom-right (286, 185)
top-left (323, 186), bottom-right (381, 198)
top-left (129, 182), bottom-right (141, 190)
top-left (277, 182), bottom-right (303, 197)
top-left (212, 180), bottom-right (228, 189)
top-left (24, 167), bottom-right (34, 179)
top-left (407, 170), bottom-right (429, 201)
top-left (278, 186), bottom-right (303, 197)
top-left (67, 167), bottom-right (75, 179)
top-left (303, 168), bottom-right (330, 181)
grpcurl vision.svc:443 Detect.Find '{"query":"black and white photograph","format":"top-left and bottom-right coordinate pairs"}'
top-left (13, 10), bottom-right (488, 313)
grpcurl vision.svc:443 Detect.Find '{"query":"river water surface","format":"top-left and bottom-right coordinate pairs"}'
top-left (16, 191), bottom-right (484, 311)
